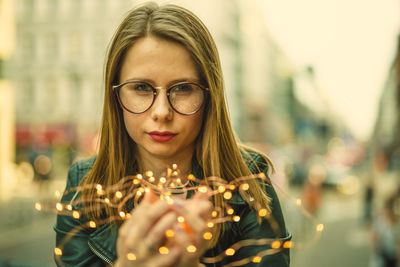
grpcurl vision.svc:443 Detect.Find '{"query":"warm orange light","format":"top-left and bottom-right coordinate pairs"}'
top-left (199, 186), bottom-right (208, 193)
top-left (72, 211), bottom-right (80, 219)
top-left (271, 241), bottom-right (281, 249)
top-left (223, 191), bottom-right (232, 200)
top-left (227, 208), bottom-right (234, 215)
top-left (207, 222), bottom-right (214, 228)
top-left (296, 198), bottom-right (302, 206)
top-left (252, 256), bottom-right (262, 263)
top-left (177, 216), bottom-right (185, 223)
top-left (89, 221), bottom-right (96, 228)
top-left (240, 183), bottom-right (249, 191)
top-left (186, 245), bottom-right (197, 253)
top-left (165, 229), bottom-right (175, 238)
top-left (119, 211), bottom-right (126, 218)
top-left (317, 224), bottom-right (324, 232)
top-left (54, 248), bottom-right (62, 256)
top-left (233, 216), bottom-right (240, 222)
top-left (211, 210), bottom-right (218, 217)
top-left (127, 253), bottom-right (136, 260)
top-left (56, 203), bottom-right (63, 211)
top-left (218, 185), bottom-right (225, 193)
top-left (203, 232), bottom-right (213, 240)
top-left (258, 209), bottom-right (268, 217)
top-left (283, 241), bottom-right (293, 248)
top-left (159, 246), bottom-right (169, 255)
top-left (115, 191), bottom-right (123, 198)
top-left (225, 248), bottom-right (235, 256)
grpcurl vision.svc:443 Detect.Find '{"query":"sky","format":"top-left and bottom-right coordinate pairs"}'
top-left (258, 0), bottom-right (400, 141)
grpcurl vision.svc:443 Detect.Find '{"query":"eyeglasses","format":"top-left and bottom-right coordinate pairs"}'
top-left (113, 81), bottom-right (209, 115)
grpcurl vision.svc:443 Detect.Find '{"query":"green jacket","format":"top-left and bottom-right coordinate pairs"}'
top-left (54, 153), bottom-right (291, 266)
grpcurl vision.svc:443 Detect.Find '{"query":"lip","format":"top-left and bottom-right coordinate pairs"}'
top-left (148, 131), bottom-right (177, 142)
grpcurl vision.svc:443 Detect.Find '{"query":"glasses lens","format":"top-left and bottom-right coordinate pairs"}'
top-left (169, 83), bottom-right (204, 114)
top-left (118, 82), bottom-right (154, 113)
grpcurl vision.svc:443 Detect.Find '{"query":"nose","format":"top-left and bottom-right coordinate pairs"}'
top-left (150, 88), bottom-right (173, 121)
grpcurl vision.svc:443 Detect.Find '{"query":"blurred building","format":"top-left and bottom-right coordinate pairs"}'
top-left (372, 34), bottom-right (400, 170)
top-left (0, 0), bottom-right (16, 200)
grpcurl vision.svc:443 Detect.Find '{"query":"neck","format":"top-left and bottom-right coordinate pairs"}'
top-left (137, 152), bottom-right (193, 179)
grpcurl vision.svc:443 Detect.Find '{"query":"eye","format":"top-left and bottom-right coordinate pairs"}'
top-left (131, 83), bottom-right (153, 92)
top-left (172, 83), bottom-right (194, 94)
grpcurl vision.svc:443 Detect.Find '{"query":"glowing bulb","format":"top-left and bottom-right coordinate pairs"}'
top-left (227, 208), bottom-right (234, 215)
top-left (119, 211), bottom-right (126, 218)
top-left (127, 253), bottom-right (136, 260)
top-left (271, 241), bottom-right (281, 249)
top-left (317, 224), bottom-right (324, 232)
top-left (218, 185), bottom-right (225, 193)
top-left (160, 177), bottom-right (166, 184)
top-left (177, 216), bottom-right (185, 223)
top-left (89, 221), bottom-right (96, 228)
top-left (115, 191), bottom-right (123, 198)
top-left (54, 248), bottom-right (62, 256)
top-left (54, 190), bottom-right (61, 198)
top-left (56, 203), bottom-right (63, 211)
top-left (35, 203), bottom-right (42, 211)
top-left (96, 184), bottom-right (102, 191)
top-left (199, 186), bottom-right (208, 193)
top-left (223, 191), bottom-right (232, 200)
top-left (258, 173), bottom-right (266, 179)
top-left (72, 211), bottom-right (80, 219)
top-left (225, 248), bottom-right (235, 256)
top-left (126, 213), bottom-right (131, 218)
top-left (233, 216), bottom-right (240, 222)
top-left (258, 209), bottom-right (268, 217)
top-left (240, 183), bottom-right (249, 191)
top-left (166, 198), bottom-right (174, 205)
top-left (207, 222), bottom-right (214, 228)
top-left (139, 187), bottom-right (145, 193)
top-left (105, 198), bottom-right (110, 203)
top-left (159, 246), bottom-right (169, 255)
top-left (252, 256), bottom-right (262, 263)
top-left (133, 179), bottom-right (139, 185)
top-left (296, 199), bottom-right (302, 206)
top-left (186, 245), bottom-right (197, 253)
top-left (149, 177), bottom-right (155, 183)
top-left (229, 185), bottom-right (236, 190)
top-left (146, 171), bottom-right (153, 177)
top-left (165, 229), bottom-right (174, 238)
top-left (136, 191), bottom-right (142, 196)
top-left (172, 164), bottom-right (178, 170)
top-left (187, 174), bottom-right (195, 180)
top-left (172, 171), bottom-right (178, 176)
top-left (176, 178), bottom-right (182, 184)
top-left (203, 232), bottom-right (213, 240)
top-left (137, 174), bottom-right (143, 180)
top-left (211, 210), bottom-right (218, 217)
top-left (283, 241), bottom-right (293, 248)
top-left (66, 205), bottom-right (72, 211)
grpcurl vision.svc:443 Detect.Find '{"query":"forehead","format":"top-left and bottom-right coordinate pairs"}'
top-left (118, 36), bottom-right (200, 84)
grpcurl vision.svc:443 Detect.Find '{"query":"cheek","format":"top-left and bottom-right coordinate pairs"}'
top-left (122, 111), bottom-right (142, 141)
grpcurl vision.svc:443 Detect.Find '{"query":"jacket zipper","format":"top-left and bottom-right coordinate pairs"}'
top-left (88, 241), bottom-right (114, 266)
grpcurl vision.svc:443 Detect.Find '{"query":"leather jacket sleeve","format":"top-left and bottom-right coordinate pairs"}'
top-left (54, 160), bottom-right (107, 267)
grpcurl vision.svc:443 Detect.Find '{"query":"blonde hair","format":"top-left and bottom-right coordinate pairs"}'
top-left (81, 2), bottom-right (273, 246)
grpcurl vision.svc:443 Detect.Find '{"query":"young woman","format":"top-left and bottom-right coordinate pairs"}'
top-left (54, 2), bottom-right (291, 267)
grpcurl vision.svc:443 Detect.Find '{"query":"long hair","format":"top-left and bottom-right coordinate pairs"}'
top-left (81, 2), bottom-right (273, 246)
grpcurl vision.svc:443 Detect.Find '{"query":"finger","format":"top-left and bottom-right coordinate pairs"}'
top-left (150, 246), bottom-right (181, 267)
top-left (185, 199), bottom-right (212, 220)
top-left (119, 199), bottom-right (171, 250)
top-left (144, 211), bottom-right (177, 250)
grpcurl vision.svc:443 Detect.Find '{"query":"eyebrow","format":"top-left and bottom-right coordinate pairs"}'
top-left (123, 77), bottom-right (201, 86)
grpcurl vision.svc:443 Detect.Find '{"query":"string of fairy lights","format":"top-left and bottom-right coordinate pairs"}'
top-left (35, 164), bottom-right (324, 266)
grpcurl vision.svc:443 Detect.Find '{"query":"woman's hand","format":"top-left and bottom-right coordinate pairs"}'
top-left (114, 189), bottom-right (213, 267)
top-left (171, 190), bottom-right (213, 267)
top-left (115, 190), bottom-right (181, 267)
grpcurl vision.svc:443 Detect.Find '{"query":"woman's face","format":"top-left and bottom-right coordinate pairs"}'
top-left (118, 36), bottom-right (205, 162)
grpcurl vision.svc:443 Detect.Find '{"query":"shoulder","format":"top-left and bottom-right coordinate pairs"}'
top-left (240, 147), bottom-right (271, 174)
top-left (66, 156), bottom-right (97, 189)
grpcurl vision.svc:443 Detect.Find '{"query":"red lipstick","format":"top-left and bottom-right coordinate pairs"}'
top-left (148, 131), bottom-right (176, 142)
